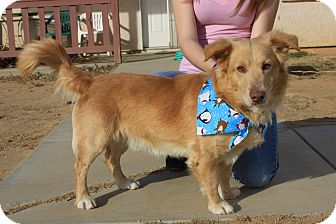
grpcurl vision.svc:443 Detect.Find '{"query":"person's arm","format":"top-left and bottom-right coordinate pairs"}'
top-left (251, 0), bottom-right (280, 38)
top-left (172, 0), bottom-right (216, 72)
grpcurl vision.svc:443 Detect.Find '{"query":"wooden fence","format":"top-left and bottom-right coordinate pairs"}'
top-left (0, 0), bottom-right (121, 63)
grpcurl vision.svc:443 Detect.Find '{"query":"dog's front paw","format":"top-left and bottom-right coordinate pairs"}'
top-left (208, 201), bottom-right (234, 215)
top-left (219, 186), bottom-right (241, 200)
top-left (119, 179), bottom-right (141, 190)
top-left (75, 195), bottom-right (96, 210)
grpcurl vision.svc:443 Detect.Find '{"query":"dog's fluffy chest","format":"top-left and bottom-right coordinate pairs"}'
top-left (126, 134), bottom-right (192, 158)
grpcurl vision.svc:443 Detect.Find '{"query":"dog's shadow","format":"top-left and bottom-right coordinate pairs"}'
top-left (95, 169), bottom-right (190, 208)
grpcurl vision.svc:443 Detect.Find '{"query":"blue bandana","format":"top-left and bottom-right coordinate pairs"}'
top-left (196, 78), bottom-right (267, 150)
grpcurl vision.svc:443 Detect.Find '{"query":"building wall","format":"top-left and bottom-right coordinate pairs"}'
top-left (1, 8), bottom-right (31, 49)
top-left (274, 1), bottom-right (336, 48)
top-left (168, 0), bottom-right (178, 48)
top-left (119, 0), bottom-right (142, 51)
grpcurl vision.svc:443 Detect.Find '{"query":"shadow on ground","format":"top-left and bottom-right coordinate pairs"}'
top-left (95, 117), bottom-right (336, 213)
top-left (95, 169), bottom-right (189, 208)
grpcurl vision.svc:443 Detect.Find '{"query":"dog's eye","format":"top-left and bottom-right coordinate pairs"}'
top-left (237, 66), bottom-right (246, 73)
top-left (262, 63), bottom-right (272, 70)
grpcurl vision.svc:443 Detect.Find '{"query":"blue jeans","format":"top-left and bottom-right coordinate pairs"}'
top-left (152, 71), bottom-right (279, 188)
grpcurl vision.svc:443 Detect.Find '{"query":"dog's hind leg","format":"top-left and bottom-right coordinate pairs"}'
top-left (103, 139), bottom-right (141, 190)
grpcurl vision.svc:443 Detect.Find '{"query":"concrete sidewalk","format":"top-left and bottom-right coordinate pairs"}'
top-left (1, 56), bottom-right (335, 223)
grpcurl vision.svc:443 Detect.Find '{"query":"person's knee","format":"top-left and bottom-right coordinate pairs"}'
top-left (151, 71), bottom-right (183, 78)
top-left (236, 168), bottom-right (278, 188)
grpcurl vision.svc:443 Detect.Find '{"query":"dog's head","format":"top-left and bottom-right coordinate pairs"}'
top-left (204, 31), bottom-right (299, 119)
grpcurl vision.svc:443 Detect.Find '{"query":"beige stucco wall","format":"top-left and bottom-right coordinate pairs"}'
top-left (118, 0), bottom-right (142, 51)
top-left (169, 1), bottom-right (179, 48)
top-left (1, 8), bottom-right (34, 48)
top-left (274, 1), bottom-right (336, 47)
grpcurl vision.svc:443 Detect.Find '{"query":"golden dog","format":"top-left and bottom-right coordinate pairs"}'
top-left (17, 31), bottom-right (298, 215)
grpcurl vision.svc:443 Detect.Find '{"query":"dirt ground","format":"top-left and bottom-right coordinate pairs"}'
top-left (142, 212), bottom-right (331, 224)
top-left (0, 52), bottom-right (335, 223)
top-left (0, 79), bottom-right (71, 180)
top-left (278, 71), bottom-right (336, 126)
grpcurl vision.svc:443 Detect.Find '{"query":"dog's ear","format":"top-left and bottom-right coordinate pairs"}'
top-left (204, 39), bottom-right (232, 62)
top-left (264, 31), bottom-right (299, 63)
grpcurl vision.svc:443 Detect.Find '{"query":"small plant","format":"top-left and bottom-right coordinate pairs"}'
top-left (80, 64), bottom-right (118, 76)
top-left (289, 51), bottom-right (309, 58)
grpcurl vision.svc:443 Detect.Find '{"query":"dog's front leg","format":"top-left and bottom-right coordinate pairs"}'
top-left (190, 148), bottom-right (234, 215)
top-left (217, 160), bottom-right (241, 200)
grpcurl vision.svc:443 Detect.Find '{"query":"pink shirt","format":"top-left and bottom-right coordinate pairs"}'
top-left (179, 0), bottom-right (257, 73)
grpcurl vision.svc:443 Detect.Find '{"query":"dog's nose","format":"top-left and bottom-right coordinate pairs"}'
top-left (250, 89), bottom-right (266, 104)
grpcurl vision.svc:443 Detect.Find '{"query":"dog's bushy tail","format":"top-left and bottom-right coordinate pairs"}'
top-left (17, 38), bottom-right (94, 98)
